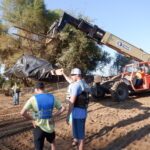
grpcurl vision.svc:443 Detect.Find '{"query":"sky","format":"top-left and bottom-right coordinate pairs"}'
top-left (44, 0), bottom-right (150, 53)
top-left (43, 0), bottom-right (150, 75)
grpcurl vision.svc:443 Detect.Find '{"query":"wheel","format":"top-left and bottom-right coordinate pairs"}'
top-left (91, 85), bottom-right (105, 99)
top-left (111, 81), bottom-right (129, 101)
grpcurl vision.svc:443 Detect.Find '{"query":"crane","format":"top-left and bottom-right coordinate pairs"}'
top-left (47, 12), bottom-right (150, 62)
top-left (46, 12), bottom-right (150, 101)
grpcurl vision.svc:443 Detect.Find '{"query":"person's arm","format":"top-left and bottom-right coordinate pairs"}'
top-left (52, 97), bottom-right (66, 118)
top-left (53, 106), bottom-right (65, 118)
top-left (20, 108), bottom-right (36, 127)
top-left (66, 95), bottom-right (76, 124)
top-left (60, 68), bottom-right (73, 83)
top-left (20, 108), bottom-right (33, 120)
top-left (20, 97), bottom-right (37, 128)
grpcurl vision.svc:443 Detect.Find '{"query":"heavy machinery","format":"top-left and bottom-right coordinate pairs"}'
top-left (46, 12), bottom-right (150, 101)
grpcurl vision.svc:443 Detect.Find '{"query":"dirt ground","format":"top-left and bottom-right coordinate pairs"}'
top-left (0, 83), bottom-right (150, 150)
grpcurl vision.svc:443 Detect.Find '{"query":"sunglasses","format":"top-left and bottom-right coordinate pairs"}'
top-left (71, 74), bottom-right (77, 76)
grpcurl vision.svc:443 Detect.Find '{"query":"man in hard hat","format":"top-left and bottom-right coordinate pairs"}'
top-left (64, 68), bottom-right (90, 150)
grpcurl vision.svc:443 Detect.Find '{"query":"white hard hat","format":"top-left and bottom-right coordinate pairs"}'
top-left (70, 68), bottom-right (81, 75)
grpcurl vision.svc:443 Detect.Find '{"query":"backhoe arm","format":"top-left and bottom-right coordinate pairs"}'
top-left (47, 12), bottom-right (105, 42)
top-left (47, 12), bottom-right (150, 62)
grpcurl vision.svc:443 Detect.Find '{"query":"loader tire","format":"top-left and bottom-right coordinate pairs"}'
top-left (91, 86), bottom-right (105, 99)
top-left (111, 81), bottom-right (129, 101)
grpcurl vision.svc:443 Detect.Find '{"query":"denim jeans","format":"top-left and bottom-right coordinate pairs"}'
top-left (13, 92), bottom-right (19, 105)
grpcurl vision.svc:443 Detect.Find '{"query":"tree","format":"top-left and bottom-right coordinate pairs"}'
top-left (1, 0), bottom-right (111, 75)
top-left (1, 0), bottom-right (60, 63)
top-left (0, 21), bottom-right (19, 65)
top-left (111, 53), bottom-right (132, 74)
top-left (45, 23), bottom-right (111, 73)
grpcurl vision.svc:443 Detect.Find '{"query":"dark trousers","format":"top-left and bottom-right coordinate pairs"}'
top-left (135, 79), bottom-right (143, 88)
top-left (33, 126), bottom-right (55, 150)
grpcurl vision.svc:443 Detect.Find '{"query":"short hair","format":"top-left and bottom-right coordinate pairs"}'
top-left (34, 82), bottom-right (45, 90)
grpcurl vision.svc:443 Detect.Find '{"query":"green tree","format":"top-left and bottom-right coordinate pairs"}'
top-left (111, 53), bottom-right (132, 74)
top-left (46, 22), bottom-right (111, 73)
top-left (1, 0), bottom-right (60, 61)
top-left (1, 0), bottom-right (111, 75)
top-left (0, 21), bottom-right (19, 65)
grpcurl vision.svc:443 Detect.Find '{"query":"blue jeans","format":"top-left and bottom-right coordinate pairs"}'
top-left (13, 93), bottom-right (19, 105)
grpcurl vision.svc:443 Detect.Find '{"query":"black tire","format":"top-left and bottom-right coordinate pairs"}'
top-left (91, 86), bottom-right (105, 99)
top-left (111, 81), bottom-right (129, 101)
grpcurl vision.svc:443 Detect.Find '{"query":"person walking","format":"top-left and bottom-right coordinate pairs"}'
top-left (20, 82), bottom-right (65, 150)
top-left (64, 68), bottom-right (90, 150)
top-left (12, 82), bottom-right (20, 105)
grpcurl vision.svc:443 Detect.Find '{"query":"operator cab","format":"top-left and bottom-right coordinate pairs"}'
top-left (123, 62), bottom-right (150, 91)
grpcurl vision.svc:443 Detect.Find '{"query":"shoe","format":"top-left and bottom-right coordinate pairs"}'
top-left (72, 140), bottom-right (78, 146)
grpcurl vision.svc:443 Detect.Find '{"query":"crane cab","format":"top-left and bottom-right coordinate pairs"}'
top-left (122, 62), bottom-right (150, 92)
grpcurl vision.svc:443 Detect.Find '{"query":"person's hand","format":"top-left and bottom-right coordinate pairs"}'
top-left (66, 116), bottom-right (70, 125)
top-left (32, 120), bottom-right (37, 128)
top-left (49, 118), bottom-right (55, 125)
top-left (50, 69), bottom-right (55, 75)
top-left (60, 68), bottom-right (64, 75)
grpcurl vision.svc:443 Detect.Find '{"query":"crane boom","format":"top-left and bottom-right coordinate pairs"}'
top-left (47, 12), bottom-right (150, 62)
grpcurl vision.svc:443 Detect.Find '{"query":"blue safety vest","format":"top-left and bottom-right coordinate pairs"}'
top-left (33, 93), bottom-right (54, 119)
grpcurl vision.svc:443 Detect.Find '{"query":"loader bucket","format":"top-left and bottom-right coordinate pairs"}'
top-left (46, 12), bottom-right (80, 39)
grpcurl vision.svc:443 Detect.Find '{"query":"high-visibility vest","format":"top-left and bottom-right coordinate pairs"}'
top-left (136, 70), bottom-right (145, 79)
top-left (33, 93), bottom-right (54, 119)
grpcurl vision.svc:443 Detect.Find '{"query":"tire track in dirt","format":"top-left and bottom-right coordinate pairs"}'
top-left (0, 131), bottom-right (34, 150)
top-left (0, 118), bottom-right (33, 150)
top-left (1, 90), bottom-right (150, 150)
top-left (0, 118), bottom-right (25, 128)
top-left (0, 111), bottom-right (69, 150)
top-left (0, 118), bottom-right (33, 139)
